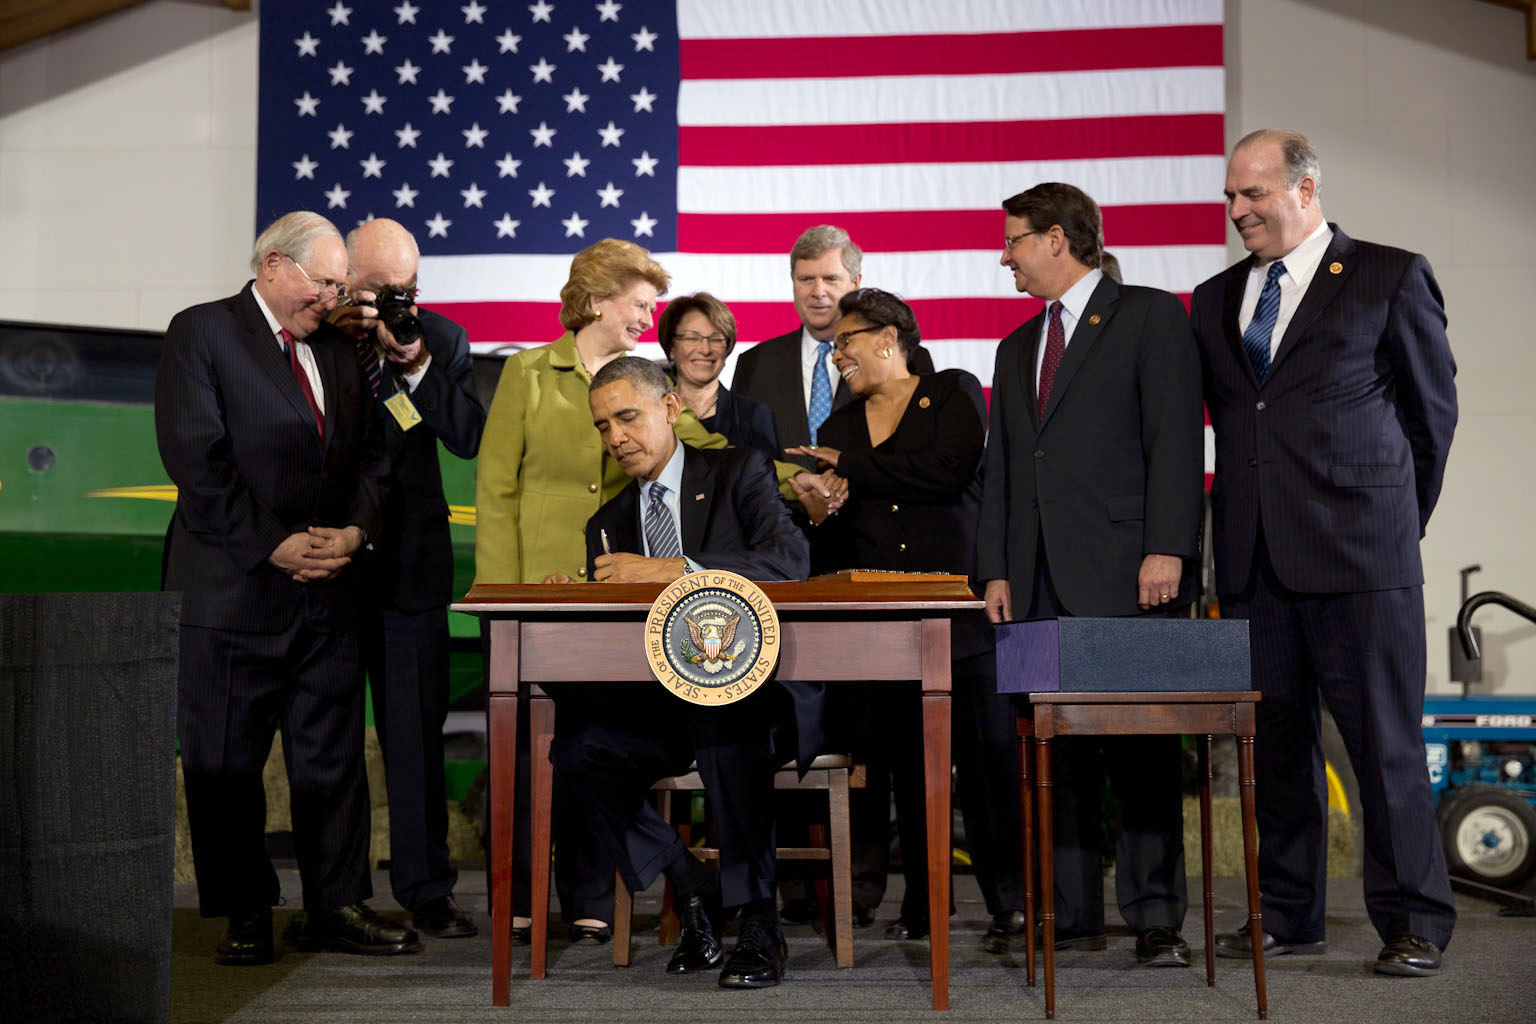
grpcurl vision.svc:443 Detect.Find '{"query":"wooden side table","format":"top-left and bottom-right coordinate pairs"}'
top-left (1016, 691), bottom-right (1268, 1020)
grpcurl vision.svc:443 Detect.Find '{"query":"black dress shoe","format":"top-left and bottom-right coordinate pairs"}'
top-left (884, 917), bottom-right (929, 941)
top-left (215, 908), bottom-right (273, 966)
top-left (981, 910), bottom-right (1029, 954)
top-left (1374, 935), bottom-right (1442, 976)
top-left (1036, 924), bottom-right (1108, 951)
top-left (718, 917), bottom-right (788, 989)
top-left (1135, 926), bottom-right (1192, 967)
top-left (413, 895), bottom-right (477, 939)
top-left (1214, 923), bottom-right (1326, 959)
top-left (510, 923), bottom-right (532, 945)
top-left (297, 902), bottom-right (423, 955)
top-left (569, 922), bottom-right (613, 946)
top-left (667, 893), bottom-right (724, 974)
top-left (780, 896), bottom-right (819, 925)
top-left (851, 902), bottom-right (877, 929)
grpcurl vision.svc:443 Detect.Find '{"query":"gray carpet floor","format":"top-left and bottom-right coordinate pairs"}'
top-left (171, 871), bottom-right (1536, 1023)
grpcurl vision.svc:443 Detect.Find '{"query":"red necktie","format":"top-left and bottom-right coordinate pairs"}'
top-left (282, 329), bottom-right (325, 442)
top-left (1037, 300), bottom-right (1065, 420)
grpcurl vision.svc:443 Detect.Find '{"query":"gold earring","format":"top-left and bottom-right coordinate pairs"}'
top-left (883, 346), bottom-right (893, 358)
top-left (593, 308), bottom-right (603, 320)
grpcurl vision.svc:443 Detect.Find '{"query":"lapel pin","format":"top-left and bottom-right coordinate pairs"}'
top-left (694, 493), bottom-right (705, 501)
top-left (918, 396), bottom-right (931, 409)
top-left (1329, 261), bottom-right (1343, 275)
top-left (1088, 314), bottom-right (1102, 325)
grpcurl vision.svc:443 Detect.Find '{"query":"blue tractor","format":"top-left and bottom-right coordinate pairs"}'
top-left (1426, 573), bottom-right (1536, 890)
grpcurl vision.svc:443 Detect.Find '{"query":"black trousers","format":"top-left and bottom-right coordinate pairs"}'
top-left (178, 609), bottom-right (372, 917)
top-left (549, 684), bottom-right (779, 910)
top-left (360, 604), bottom-right (455, 911)
top-left (1024, 538), bottom-right (1188, 935)
top-left (1222, 532), bottom-right (1456, 947)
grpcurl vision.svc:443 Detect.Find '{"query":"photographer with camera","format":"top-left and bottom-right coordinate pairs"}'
top-left (320, 217), bottom-right (486, 939)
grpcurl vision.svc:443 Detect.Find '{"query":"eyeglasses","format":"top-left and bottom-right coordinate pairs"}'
top-left (672, 331), bottom-right (729, 349)
top-left (1003, 230), bottom-right (1041, 252)
top-left (282, 253), bottom-right (347, 300)
top-left (832, 325), bottom-right (885, 351)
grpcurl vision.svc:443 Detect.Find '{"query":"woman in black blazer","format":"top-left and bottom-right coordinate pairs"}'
top-left (787, 288), bottom-right (1027, 952)
top-left (658, 292), bottom-right (778, 460)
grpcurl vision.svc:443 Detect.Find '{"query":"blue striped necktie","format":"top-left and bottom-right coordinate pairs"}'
top-left (1242, 259), bottom-right (1287, 382)
top-left (807, 340), bottom-right (833, 444)
top-left (644, 483), bottom-right (683, 560)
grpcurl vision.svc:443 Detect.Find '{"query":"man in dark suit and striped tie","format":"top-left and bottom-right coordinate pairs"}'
top-left (156, 211), bottom-right (415, 965)
top-left (1192, 130), bottom-right (1459, 976)
top-left (543, 357), bottom-right (817, 989)
top-left (320, 218), bottom-right (486, 940)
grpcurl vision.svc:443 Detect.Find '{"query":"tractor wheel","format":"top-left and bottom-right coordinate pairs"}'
top-left (1438, 785), bottom-right (1536, 888)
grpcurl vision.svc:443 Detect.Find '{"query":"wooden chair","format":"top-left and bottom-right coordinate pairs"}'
top-left (612, 753), bottom-right (863, 969)
top-left (1015, 691), bottom-right (1268, 1020)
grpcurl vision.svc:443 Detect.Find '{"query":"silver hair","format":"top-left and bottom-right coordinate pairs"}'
top-left (249, 211), bottom-right (344, 273)
top-left (789, 224), bottom-right (863, 279)
top-left (1236, 129), bottom-right (1322, 190)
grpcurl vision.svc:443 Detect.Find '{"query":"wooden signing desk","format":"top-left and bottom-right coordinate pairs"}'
top-left (454, 576), bottom-right (983, 1011)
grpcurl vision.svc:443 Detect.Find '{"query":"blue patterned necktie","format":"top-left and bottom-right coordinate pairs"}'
top-left (1242, 259), bottom-right (1287, 382)
top-left (644, 483), bottom-right (683, 560)
top-left (807, 340), bottom-right (833, 444)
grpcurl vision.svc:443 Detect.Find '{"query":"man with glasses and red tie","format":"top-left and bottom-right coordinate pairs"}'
top-left (977, 183), bottom-right (1205, 966)
top-left (156, 210), bottom-right (414, 965)
top-left (315, 217), bottom-right (486, 941)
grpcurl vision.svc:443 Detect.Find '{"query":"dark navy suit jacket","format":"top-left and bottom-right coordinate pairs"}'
top-left (584, 443), bottom-right (822, 771)
top-left (977, 276), bottom-right (1205, 617)
top-left (1191, 224), bottom-right (1458, 596)
top-left (155, 283), bottom-right (389, 632)
top-left (313, 308), bottom-right (485, 613)
top-left (700, 384), bottom-right (778, 462)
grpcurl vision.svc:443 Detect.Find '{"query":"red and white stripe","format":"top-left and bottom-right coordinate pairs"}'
top-left (424, 0), bottom-right (1228, 396)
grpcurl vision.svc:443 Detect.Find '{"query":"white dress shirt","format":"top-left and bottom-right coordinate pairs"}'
top-left (252, 287), bottom-right (326, 414)
top-left (1033, 267), bottom-right (1104, 391)
top-left (1238, 220), bottom-right (1333, 361)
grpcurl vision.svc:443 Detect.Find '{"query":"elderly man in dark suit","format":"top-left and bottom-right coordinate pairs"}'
top-left (978, 183), bottom-right (1205, 966)
top-left (1194, 129), bottom-right (1458, 976)
top-left (544, 356), bottom-right (817, 989)
top-left (156, 211), bottom-right (415, 964)
top-left (316, 218), bottom-right (486, 939)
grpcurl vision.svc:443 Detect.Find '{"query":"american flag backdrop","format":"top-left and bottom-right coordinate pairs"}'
top-left (256, 0), bottom-right (1227, 386)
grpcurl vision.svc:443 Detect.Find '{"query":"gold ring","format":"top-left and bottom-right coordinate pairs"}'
top-left (1160, 593), bottom-right (1170, 599)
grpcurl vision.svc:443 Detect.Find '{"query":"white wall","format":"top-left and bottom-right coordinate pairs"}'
top-left (3, 0), bottom-right (1533, 693)
top-left (0, 2), bottom-right (258, 330)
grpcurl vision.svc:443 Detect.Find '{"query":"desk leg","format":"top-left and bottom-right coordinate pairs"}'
top-left (1019, 731), bottom-right (1035, 988)
top-left (1199, 734), bottom-right (1216, 986)
top-left (489, 692), bottom-right (517, 1005)
top-left (1034, 736), bottom-right (1055, 1021)
top-left (1237, 734), bottom-right (1268, 1020)
top-left (529, 693), bottom-right (556, 980)
top-left (488, 619), bottom-right (520, 1007)
top-left (921, 691), bottom-right (951, 1011)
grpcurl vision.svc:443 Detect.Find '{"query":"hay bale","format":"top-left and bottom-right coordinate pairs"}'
top-left (1181, 796), bottom-right (1356, 877)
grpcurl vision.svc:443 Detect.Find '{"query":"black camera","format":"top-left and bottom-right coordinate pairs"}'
top-left (373, 285), bottom-right (423, 347)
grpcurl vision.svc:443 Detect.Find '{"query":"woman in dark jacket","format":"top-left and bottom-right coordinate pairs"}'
top-left (658, 292), bottom-right (778, 460)
top-left (787, 287), bottom-right (1026, 952)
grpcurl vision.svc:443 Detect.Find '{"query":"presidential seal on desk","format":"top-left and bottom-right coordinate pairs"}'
top-left (644, 570), bottom-right (780, 706)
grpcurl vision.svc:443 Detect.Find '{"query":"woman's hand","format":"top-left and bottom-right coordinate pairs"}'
top-left (784, 444), bottom-right (840, 468)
